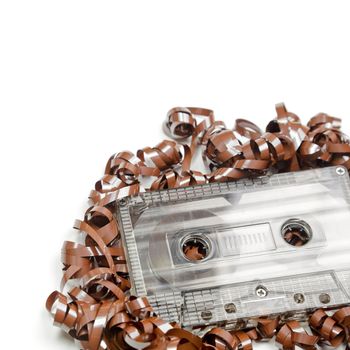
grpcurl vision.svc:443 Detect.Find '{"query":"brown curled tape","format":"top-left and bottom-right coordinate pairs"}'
top-left (276, 320), bottom-right (319, 350)
top-left (47, 103), bottom-right (350, 350)
top-left (309, 309), bottom-right (345, 347)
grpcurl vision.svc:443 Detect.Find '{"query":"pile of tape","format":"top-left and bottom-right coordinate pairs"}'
top-left (47, 104), bottom-right (350, 350)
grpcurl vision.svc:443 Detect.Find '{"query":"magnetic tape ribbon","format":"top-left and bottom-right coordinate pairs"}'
top-left (47, 104), bottom-right (350, 349)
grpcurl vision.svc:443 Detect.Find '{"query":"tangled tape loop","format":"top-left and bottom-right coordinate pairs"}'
top-left (309, 309), bottom-right (345, 347)
top-left (47, 104), bottom-right (350, 349)
top-left (275, 321), bottom-right (319, 350)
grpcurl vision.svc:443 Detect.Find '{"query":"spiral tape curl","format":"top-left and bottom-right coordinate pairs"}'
top-left (47, 104), bottom-right (350, 349)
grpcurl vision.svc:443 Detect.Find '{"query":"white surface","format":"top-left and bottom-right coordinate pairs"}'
top-left (0, 1), bottom-right (349, 349)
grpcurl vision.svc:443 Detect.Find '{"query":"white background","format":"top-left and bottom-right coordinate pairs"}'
top-left (0, 1), bottom-right (349, 349)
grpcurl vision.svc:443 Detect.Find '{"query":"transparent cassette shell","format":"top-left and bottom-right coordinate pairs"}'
top-left (117, 166), bottom-right (350, 329)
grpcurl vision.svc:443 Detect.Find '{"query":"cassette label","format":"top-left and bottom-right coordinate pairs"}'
top-left (118, 166), bottom-right (350, 328)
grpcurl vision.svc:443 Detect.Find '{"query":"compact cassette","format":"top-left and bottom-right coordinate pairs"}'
top-left (117, 166), bottom-right (350, 329)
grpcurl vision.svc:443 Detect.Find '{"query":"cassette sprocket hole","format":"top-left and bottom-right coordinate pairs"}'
top-left (182, 235), bottom-right (210, 262)
top-left (281, 219), bottom-right (312, 247)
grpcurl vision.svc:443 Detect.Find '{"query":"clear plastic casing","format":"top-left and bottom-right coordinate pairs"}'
top-left (117, 166), bottom-right (350, 329)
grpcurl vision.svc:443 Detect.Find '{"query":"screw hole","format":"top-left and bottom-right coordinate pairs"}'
top-left (319, 293), bottom-right (331, 304)
top-left (256, 285), bottom-right (268, 298)
top-left (224, 303), bottom-right (236, 314)
top-left (336, 167), bottom-right (346, 176)
top-left (201, 310), bottom-right (213, 321)
top-left (294, 293), bottom-right (305, 304)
